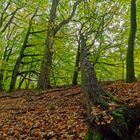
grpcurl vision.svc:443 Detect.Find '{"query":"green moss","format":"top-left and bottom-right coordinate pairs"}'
top-left (111, 108), bottom-right (128, 138)
top-left (93, 129), bottom-right (103, 140)
top-left (85, 129), bottom-right (91, 140)
top-left (85, 128), bottom-right (103, 140)
top-left (112, 108), bottom-right (127, 125)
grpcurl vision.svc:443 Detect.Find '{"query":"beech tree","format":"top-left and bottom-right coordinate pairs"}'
top-left (126, 0), bottom-right (137, 82)
top-left (9, 8), bottom-right (38, 91)
top-left (38, 0), bottom-right (82, 89)
top-left (80, 18), bottom-right (140, 140)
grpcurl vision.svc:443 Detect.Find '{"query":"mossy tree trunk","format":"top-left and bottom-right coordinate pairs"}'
top-left (9, 9), bottom-right (38, 91)
top-left (80, 33), bottom-right (107, 139)
top-left (37, 0), bottom-right (60, 89)
top-left (80, 33), bottom-right (140, 140)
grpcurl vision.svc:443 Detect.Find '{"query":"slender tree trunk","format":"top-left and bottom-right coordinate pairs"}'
top-left (126, 0), bottom-right (137, 83)
top-left (72, 38), bottom-right (80, 85)
top-left (0, 70), bottom-right (4, 91)
top-left (9, 9), bottom-right (38, 91)
top-left (0, 44), bottom-right (14, 90)
top-left (10, 55), bottom-right (24, 91)
top-left (9, 28), bottom-right (31, 91)
top-left (18, 72), bottom-right (28, 89)
top-left (25, 58), bottom-right (34, 89)
top-left (119, 47), bottom-right (125, 80)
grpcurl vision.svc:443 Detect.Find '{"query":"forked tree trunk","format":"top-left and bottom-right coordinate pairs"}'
top-left (80, 34), bottom-right (140, 140)
top-left (38, 0), bottom-right (82, 89)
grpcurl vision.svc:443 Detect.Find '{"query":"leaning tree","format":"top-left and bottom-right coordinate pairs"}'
top-left (79, 1), bottom-right (140, 139)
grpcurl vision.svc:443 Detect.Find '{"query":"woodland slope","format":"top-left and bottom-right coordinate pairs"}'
top-left (0, 80), bottom-right (140, 139)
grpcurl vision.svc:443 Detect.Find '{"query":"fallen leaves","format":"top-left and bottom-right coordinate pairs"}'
top-left (0, 81), bottom-right (140, 139)
top-left (91, 106), bottom-right (113, 126)
top-left (103, 80), bottom-right (140, 105)
top-left (0, 86), bottom-right (87, 139)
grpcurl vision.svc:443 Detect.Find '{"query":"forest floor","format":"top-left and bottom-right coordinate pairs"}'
top-left (0, 80), bottom-right (140, 140)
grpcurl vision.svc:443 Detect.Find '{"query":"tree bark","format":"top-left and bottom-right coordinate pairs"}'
top-left (80, 33), bottom-right (107, 117)
top-left (37, 0), bottom-right (60, 89)
top-left (126, 0), bottom-right (137, 83)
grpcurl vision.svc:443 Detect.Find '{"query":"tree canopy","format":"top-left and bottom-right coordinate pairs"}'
top-left (0, 0), bottom-right (139, 91)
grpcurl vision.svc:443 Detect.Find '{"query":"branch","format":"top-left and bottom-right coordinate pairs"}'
top-left (23, 54), bottom-right (41, 57)
top-left (54, 0), bottom-right (82, 34)
top-left (0, 1), bottom-right (11, 28)
top-left (1, 7), bottom-right (21, 33)
top-left (30, 29), bottom-right (47, 34)
top-left (18, 70), bottom-right (39, 75)
top-left (21, 60), bottom-right (41, 65)
top-left (25, 44), bottom-right (38, 47)
top-left (97, 62), bottom-right (122, 67)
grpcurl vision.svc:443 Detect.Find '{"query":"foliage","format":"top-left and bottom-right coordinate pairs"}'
top-left (0, 0), bottom-right (139, 90)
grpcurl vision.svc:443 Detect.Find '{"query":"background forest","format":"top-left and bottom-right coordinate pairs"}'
top-left (0, 0), bottom-right (140, 140)
top-left (0, 0), bottom-right (140, 90)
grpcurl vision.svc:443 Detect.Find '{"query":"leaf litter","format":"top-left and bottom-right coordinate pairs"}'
top-left (0, 80), bottom-right (140, 139)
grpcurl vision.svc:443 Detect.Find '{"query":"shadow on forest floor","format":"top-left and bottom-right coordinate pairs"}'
top-left (0, 80), bottom-right (140, 139)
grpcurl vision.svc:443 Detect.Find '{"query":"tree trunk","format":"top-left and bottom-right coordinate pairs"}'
top-left (72, 38), bottom-right (80, 85)
top-left (0, 70), bottom-right (4, 91)
top-left (0, 30), bottom-right (16, 90)
top-left (9, 9), bottom-right (38, 91)
top-left (37, 0), bottom-right (59, 89)
top-left (126, 0), bottom-right (137, 83)
top-left (80, 33), bottom-right (107, 116)
top-left (17, 72), bottom-right (28, 89)
top-left (38, 0), bottom-right (82, 89)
